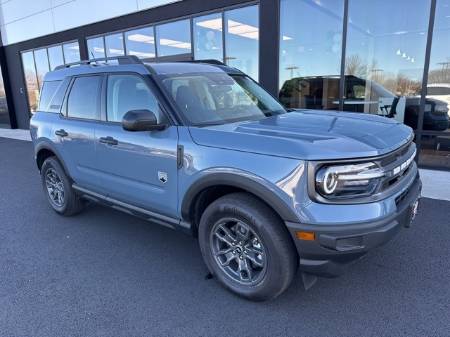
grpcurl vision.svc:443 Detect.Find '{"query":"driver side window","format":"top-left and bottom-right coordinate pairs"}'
top-left (106, 74), bottom-right (165, 123)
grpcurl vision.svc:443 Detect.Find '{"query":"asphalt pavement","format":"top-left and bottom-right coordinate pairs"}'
top-left (0, 137), bottom-right (449, 337)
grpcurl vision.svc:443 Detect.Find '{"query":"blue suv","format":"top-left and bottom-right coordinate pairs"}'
top-left (30, 56), bottom-right (421, 301)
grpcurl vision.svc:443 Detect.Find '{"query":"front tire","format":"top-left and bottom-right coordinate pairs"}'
top-left (198, 193), bottom-right (298, 301)
top-left (40, 157), bottom-right (83, 216)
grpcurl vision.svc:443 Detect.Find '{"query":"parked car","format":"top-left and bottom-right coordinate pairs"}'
top-left (426, 83), bottom-right (450, 119)
top-left (30, 57), bottom-right (421, 301)
top-left (279, 75), bottom-right (449, 131)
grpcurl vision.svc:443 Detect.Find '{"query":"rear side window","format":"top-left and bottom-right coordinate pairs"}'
top-left (39, 80), bottom-right (63, 112)
top-left (67, 76), bottom-right (101, 120)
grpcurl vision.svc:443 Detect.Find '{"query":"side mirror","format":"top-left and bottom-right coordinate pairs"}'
top-left (122, 109), bottom-right (166, 132)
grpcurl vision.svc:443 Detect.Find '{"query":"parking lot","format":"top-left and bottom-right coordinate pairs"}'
top-left (1, 137), bottom-right (449, 337)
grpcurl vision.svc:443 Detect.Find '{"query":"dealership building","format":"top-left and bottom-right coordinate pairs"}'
top-left (0, 0), bottom-right (448, 170)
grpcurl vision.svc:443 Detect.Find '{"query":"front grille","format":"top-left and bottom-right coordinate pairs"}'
top-left (376, 140), bottom-right (416, 193)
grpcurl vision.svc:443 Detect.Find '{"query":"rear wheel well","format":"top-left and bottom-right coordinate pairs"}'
top-left (189, 185), bottom-right (285, 237)
top-left (36, 148), bottom-right (56, 171)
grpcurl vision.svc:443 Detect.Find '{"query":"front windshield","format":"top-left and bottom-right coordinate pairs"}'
top-left (160, 72), bottom-right (286, 126)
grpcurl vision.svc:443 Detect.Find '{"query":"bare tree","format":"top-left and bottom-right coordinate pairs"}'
top-left (345, 54), bottom-right (367, 77)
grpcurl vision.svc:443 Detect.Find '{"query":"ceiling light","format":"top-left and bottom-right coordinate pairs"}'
top-left (128, 50), bottom-right (155, 58)
top-left (196, 18), bottom-right (222, 31)
top-left (396, 49), bottom-right (401, 55)
top-left (127, 33), bottom-right (155, 44)
top-left (159, 38), bottom-right (191, 49)
top-left (227, 19), bottom-right (259, 40)
top-left (402, 52), bottom-right (407, 58)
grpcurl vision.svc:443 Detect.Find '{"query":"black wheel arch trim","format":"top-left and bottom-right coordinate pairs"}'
top-left (181, 172), bottom-right (299, 224)
top-left (35, 140), bottom-right (70, 175)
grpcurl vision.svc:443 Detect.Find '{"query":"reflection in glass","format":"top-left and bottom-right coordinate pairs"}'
top-left (21, 51), bottom-right (39, 114)
top-left (156, 20), bottom-right (191, 57)
top-left (344, 0), bottom-right (430, 129)
top-left (48, 45), bottom-right (64, 70)
top-left (0, 67), bottom-right (10, 127)
top-left (193, 13), bottom-right (223, 62)
top-left (224, 5), bottom-right (259, 80)
top-left (419, 0), bottom-right (450, 169)
top-left (63, 41), bottom-right (81, 63)
top-left (105, 33), bottom-right (125, 57)
top-left (125, 27), bottom-right (156, 59)
top-left (33, 48), bottom-right (50, 90)
top-left (278, 0), bottom-right (344, 110)
top-left (87, 37), bottom-right (105, 59)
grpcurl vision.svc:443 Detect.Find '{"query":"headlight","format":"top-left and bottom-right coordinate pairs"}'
top-left (315, 162), bottom-right (384, 199)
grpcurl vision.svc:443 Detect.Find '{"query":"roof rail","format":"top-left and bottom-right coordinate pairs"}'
top-left (54, 55), bottom-right (143, 70)
top-left (179, 59), bottom-right (226, 66)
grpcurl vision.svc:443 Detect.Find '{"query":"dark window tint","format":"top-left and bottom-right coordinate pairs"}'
top-left (67, 76), bottom-right (101, 119)
top-left (106, 74), bottom-right (163, 123)
top-left (38, 80), bottom-right (62, 112)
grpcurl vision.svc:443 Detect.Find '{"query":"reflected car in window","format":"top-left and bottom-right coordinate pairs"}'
top-left (279, 75), bottom-right (449, 131)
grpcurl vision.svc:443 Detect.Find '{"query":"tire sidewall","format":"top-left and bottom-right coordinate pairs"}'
top-left (40, 157), bottom-right (72, 214)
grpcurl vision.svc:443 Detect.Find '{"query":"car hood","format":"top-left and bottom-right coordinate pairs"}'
top-left (188, 110), bottom-right (413, 160)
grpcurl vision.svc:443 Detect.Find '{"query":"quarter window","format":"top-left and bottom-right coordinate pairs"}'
top-left (106, 74), bottom-right (163, 123)
top-left (38, 80), bottom-right (62, 112)
top-left (67, 76), bottom-right (101, 119)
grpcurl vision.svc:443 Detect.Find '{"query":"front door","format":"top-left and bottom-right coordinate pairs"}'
top-left (94, 73), bottom-right (179, 218)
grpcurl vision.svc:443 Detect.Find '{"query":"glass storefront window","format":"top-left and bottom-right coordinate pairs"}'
top-left (63, 41), bottom-right (81, 63)
top-left (47, 45), bottom-right (64, 70)
top-left (419, 0), bottom-right (450, 169)
top-left (224, 5), bottom-right (259, 80)
top-left (87, 37), bottom-right (106, 59)
top-left (125, 26), bottom-right (156, 59)
top-left (278, 0), bottom-right (344, 110)
top-left (33, 48), bottom-right (50, 90)
top-left (193, 13), bottom-right (223, 62)
top-left (0, 67), bottom-right (10, 128)
top-left (156, 20), bottom-right (192, 57)
top-left (21, 51), bottom-right (39, 114)
top-left (105, 33), bottom-right (125, 57)
top-left (344, 0), bottom-right (430, 129)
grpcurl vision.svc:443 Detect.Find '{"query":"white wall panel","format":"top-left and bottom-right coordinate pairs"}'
top-left (0, 0), bottom-right (180, 45)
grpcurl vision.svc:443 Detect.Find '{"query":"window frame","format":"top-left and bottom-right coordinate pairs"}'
top-left (63, 74), bottom-right (103, 121)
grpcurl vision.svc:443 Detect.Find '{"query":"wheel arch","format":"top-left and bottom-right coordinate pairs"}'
top-left (35, 141), bottom-right (69, 175)
top-left (181, 172), bottom-right (299, 236)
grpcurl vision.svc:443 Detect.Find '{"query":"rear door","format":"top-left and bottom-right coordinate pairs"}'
top-left (55, 75), bottom-right (103, 191)
top-left (94, 73), bottom-right (179, 218)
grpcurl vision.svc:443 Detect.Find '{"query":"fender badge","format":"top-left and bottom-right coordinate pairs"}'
top-left (158, 171), bottom-right (168, 184)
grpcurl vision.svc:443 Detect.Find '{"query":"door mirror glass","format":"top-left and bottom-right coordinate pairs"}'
top-left (122, 109), bottom-right (166, 131)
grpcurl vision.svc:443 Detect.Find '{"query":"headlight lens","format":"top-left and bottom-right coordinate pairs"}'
top-left (315, 162), bottom-right (385, 199)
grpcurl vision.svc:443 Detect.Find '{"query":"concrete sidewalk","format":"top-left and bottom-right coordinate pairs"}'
top-left (1, 128), bottom-right (449, 201)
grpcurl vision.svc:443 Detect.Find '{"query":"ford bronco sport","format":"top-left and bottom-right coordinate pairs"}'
top-left (30, 56), bottom-right (421, 301)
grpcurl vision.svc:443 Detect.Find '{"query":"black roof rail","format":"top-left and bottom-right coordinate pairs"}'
top-left (179, 59), bottom-right (226, 66)
top-left (54, 55), bottom-right (143, 70)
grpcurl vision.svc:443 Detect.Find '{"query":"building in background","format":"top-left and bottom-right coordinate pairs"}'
top-left (0, 0), bottom-right (448, 170)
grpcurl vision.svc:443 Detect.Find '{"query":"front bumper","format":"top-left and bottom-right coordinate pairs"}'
top-left (286, 174), bottom-right (422, 277)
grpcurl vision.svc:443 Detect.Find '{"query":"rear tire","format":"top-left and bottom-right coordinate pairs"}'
top-left (198, 192), bottom-right (298, 301)
top-left (40, 157), bottom-right (83, 216)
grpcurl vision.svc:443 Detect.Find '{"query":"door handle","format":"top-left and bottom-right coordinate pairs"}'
top-left (99, 136), bottom-right (118, 146)
top-left (55, 129), bottom-right (68, 137)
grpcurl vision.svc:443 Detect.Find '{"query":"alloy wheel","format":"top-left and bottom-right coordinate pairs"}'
top-left (210, 218), bottom-right (267, 285)
top-left (45, 168), bottom-right (65, 207)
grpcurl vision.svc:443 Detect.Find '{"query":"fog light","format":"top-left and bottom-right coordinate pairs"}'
top-left (296, 231), bottom-right (315, 241)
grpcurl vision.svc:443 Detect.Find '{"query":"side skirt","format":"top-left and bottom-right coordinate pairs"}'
top-left (72, 184), bottom-right (193, 235)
